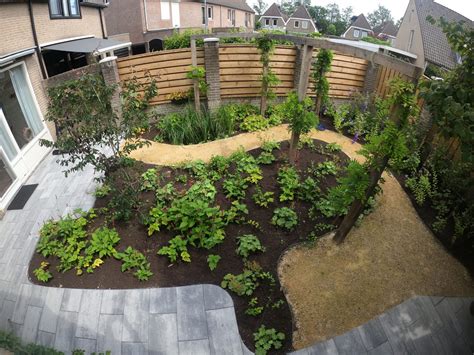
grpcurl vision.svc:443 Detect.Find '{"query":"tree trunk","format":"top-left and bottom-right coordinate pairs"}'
top-left (333, 155), bottom-right (389, 244)
top-left (260, 64), bottom-right (269, 116)
top-left (315, 96), bottom-right (322, 118)
top-left (289, 131), bottom-right (300, 165)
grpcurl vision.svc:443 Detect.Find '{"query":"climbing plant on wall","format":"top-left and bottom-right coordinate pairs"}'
top-left (256, 33), bottom-right (280, 116)
top-left (312, 48), bottom-right (333, 116)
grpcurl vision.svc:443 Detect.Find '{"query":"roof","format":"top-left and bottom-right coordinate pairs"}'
top-left (205, 0), bottom-right (254, 13)
top-left (415, 0), bottom-right (473, 69)
top-left (42, 37), bottom-right (130, 54)
top-left (373, 22), bottom-right (398, 37)
top-left (261, 2), bottom-right (286, 20)
top-left (290, 5), bottom-right (312, 20)
top-left (350, 14), bottom-right (372, 31)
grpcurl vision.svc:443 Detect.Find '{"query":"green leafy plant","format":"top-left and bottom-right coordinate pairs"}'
top-left (297, 176), bottom-right (321, 203)
top-left (186, 66), bottom-right (208, 96)
top-left (87, 227), bottom-right (120, 258)
top-left (236, 234), bottom-right (265, 259)
top-left (245, 297), bottom-right (264, 316)
top-left (253, 325), bottom-right (285, 355)
top-left (207, 254), bottom-right (221, 271)
top-left (141, 168), bottom-right (159, 191)
top-left (223, 174), bottom-right (248, 200)
top-left (277, 166), bottom-right (299, 202)
top-left (272, 207), bottom-right (298, 230)
top-left (313, 161), bottom-right (338, 178)
top-left (406, 169), bottom-right (436, 205)
top-left (94, 184), bottom-right (111, 198)
top-left (163, 29), bottom-right (204, 49)
top-left (325, 142), bottom-right (342, 153)
top-left (256, 34), bottom-right (279, 115)
top-left (252, 186), bottom-right (274, 208)
top-left (221, 261), bottom-right (267, 297)
top-left (240, 114), bottom-right (269, 132)
top-left (312, 48), bottom-right (333, 115)
top-left (115, 246), bottom-right (153, 281)
top-left (33, 261), bottom-right (53, 283)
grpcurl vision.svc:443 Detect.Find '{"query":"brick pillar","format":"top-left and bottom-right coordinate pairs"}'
top-left (362, 61), bottom-right (379, 97)
top-left (204, 38), bottom-right (221, 111)
top-left (99, 56), bottom-right (122, 117)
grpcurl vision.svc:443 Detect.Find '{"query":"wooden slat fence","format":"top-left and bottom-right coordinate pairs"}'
top-left (219, 45), bottom-right (296, 98)
top-left (117, 48), bottom-right (204, 104)
top-left (374, 65), bottom-right (410, 98)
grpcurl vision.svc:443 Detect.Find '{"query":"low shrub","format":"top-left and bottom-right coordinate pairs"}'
top-left (272, 207), bottom-right (298, 230)
top-left (254, 325), bottom-right (285, 355)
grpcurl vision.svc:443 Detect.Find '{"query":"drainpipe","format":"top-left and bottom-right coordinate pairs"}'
top-left (28, 0), bottom-right (47, 78)
top-left (99, 7), bottom-right (106, 39)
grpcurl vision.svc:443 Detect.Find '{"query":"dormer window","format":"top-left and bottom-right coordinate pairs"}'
top-left (49, 0), bottom-right (81, 19)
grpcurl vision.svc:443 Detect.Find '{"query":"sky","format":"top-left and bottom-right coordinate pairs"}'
top-left (247, 0), bottom-right (474, 21)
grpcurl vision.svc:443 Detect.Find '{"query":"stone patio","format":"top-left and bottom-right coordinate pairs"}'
top-left (0, 151), bottom-right (472, 354)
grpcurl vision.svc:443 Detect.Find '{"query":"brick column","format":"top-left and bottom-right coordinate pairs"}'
top-left (99, 56), bottom-right (122, 118)
top-left (204, 38), bottom-right (221, 111)
top-left (362, 61), bottom-right (379, 97)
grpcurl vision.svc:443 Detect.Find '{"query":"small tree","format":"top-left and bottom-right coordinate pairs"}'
top-left (367, 5), bottom-right (394, 28)
top-left (312, 48), bottom-right (333, 117)
top-left (41, 73), bottom-right (157, 220)
top-left (253, 0), bottom-right (268, 16)
top-left (256, 34), bottom-right (280, 116)
top-left (281, 92), bottom-right (318, 165)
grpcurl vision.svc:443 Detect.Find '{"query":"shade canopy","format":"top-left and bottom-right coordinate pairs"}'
top-left (42, 37), bottom-right (130, 54)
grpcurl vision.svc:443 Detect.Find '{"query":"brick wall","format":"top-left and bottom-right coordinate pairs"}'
top-left (204, 39), bottom-right (221, 110)
top-left (0, 4), bottom-right (35, 55)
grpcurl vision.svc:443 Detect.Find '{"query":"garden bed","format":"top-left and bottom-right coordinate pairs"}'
top-left (29, 139), bottom-right (350, 353)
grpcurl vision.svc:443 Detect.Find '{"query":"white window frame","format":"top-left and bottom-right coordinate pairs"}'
top-left (302, 21), bottom-right (308, 29)
top-left (354, 29), bottom-right (360, 37)
top-left (48, 0), bottom-right (80, 19)
top-left (361, 31), bottom-right (368, 38)
top-left (408, 30), bottom-right (415, 50)
top-left (208, 6), bottom-right (213, 20)
top-left (0, 147), bottom-right (17, 199)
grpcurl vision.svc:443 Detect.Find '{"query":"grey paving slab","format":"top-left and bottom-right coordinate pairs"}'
top-left (20, 306), bottom-right (42, 344)
top-left (100, 289), bottom-right (126, 315)
top-left (206, 307), bottom-right (242, 355)
top-left (11, 284), bottom-right (32, 324)
top-left (367, 341), bottom-right (393, 355)
top-left (150, 287), bottom-right (177, 314)
top-left (378, 309), bottom-right (416, 354)
top-left (97, 314), bottom-right (123, 355)
top-left (203, 284), bottom-right (233, 311)
top-left (357, 318), bottom-right (387, 350)
top-left (0, 299), bottom-right (15, 331)
top-left (122, 342), bottom-right (147, 355)
top-left (122, 289), bottom-right (149, 343)
top-left (333, 328), bottom-right (367, 354)
top-left (75, 289), bottom-right (102, 339)
top-left (61, 289), bottom-right (83, 312)
top-left (306, 339), bottom-right (339, 355)
top-left (54, 311), bottom-right (78, 353)
top-left (36, 330), bottom-right (56, 348)
top-left (178, 339), bottom-right (211, 355)
top-left (73, 337), bottom-right (97, 353)
top-left (149, 313), bottom-right (179, 355)
top-left (177, 285), bottom-right (208, 341)
top-left (29, 286), bottom-right (48, 308)
top-left (39, 287), bottom-right (64, 333)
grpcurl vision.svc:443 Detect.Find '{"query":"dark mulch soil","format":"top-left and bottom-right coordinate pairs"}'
top-left (28, 140), bottom-right (349, 353)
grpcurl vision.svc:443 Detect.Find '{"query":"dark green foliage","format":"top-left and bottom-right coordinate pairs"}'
top-left (277, 166), bottom-right (299, 202)
top-left (361, 36), bottom-right (391, 46)
top-left (163, 29), bottom-right (204, 49)
top-left (312, 49), bottom-right (333, 112)
top-left (272, 207), bottom-right (298, 230)
top-left (0, 329), bottom-right (66, 354)
top-left (282, 92), bottom-right (318, 137)
top-left (115, 246), bottom-right (153, 281)
top-left (253, 325), bottom-right (285, 355)
top-left (236, 234), bottom-right (265, 259)
top-left (207, 254), bottom-right (221, 271)
top-left (252, 186), bottom-right (274, 207)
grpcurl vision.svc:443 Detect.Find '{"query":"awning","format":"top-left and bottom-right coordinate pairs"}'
top-left (42, 37), bottom-right (131, 55)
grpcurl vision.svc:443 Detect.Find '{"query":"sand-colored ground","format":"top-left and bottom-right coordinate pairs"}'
top-left (131, 125), bottom-right (474, 350)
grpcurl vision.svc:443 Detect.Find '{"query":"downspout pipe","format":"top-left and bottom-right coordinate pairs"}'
top-left (28, 0), bottom-right (47, 78)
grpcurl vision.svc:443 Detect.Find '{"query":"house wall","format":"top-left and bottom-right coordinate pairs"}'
top-left (393, 0), bottom-right (425, 67)
top-left (33, 4), bottom-right (103, 45)
top-left (260, 16), bottom-right (286, 29)
top-left (343, 26), bottom-right (371, 40)
top-left (0, 4), bottom-right (35, 55)
top-left (104, 0), bottom-right (145, 44)
top-left (286, 19), bottom-right (315, 34)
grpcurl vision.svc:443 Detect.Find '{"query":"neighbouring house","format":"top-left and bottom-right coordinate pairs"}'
top-left (259, 3), bottom-right (317, 34)
top-left (286, 5), bottom-right (317, 34)
top-left (259, 3), bottom-right (288, 31)
top-left (0, 0), bottom-right (129, 213)
top-left (104, 0), bottom-right (255, 53)
top-left (342, 14), bottom-right (373, 40)
top-left (373, 22), bottom-right (398, 45)
top-left (394, 0), bottom-right (473, 71)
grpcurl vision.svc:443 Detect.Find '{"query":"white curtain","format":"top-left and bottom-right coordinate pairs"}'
top-left (0, 110), bottom-right (17, 160)
top-left (9, 66), bottom-right (43, 136)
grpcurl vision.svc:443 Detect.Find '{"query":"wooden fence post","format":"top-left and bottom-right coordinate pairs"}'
top-left (294, 44), bottom-right (314, 101)
top-left (191, 39), bottom-right (201, 112)
top-left (204, 38), bottom-right (221, 111)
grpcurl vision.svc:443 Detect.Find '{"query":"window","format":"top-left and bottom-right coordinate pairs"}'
top-left (273, 19), bottom-right (277, 26)
top-left (353, 29), bottom-right (360, 37)
top-left (265, 18), bottom-right (270, 26)
top-left (229, 9), bottom-right (235, 25)
top-left (161, 1), bottom-right (170, 20)
top-left (302, 21), bottom-right (308, 29)
top-left (202, 6), bottom-right (206, 25)
top-left (49, 0), bottom-right (81, 18)
top-left (361, 31), bottom-right (368, 38)
top-left (408, 30), bottom-right (414, 50)
top-left (228, 9), bottom-right (231, 20)
top-left (208, 6), bottom-right (213, 19)
top-left (245, 13), bottom-right (251, 27)
top-left (294, 20), bottom-right (299, 28)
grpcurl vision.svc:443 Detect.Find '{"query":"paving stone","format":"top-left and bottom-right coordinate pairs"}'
top-left (122, 342), bottom-right (147, 355)
top-left (0, 299), bottom-right (15, 331)
top-left (241, 342), bottom-right (253, 355)
top-left (412, 334), bottom-right (440, 355)
top-left (435, 298), bottom-right (463, 336)
top-left (54, 311), bottom-right (78, 353)
top-left (290, 348), bottom-right (309, 355)
top-left (395, 298), bottom-right (423, 326)
top-left (367, 341), bottom-right (393, 354)
top-left (177, 285), bottom-right (207, 341)
top-left (97, 314), bottom-right (123, 354)
top-left (61, 289), bottom-right (83, 312)
top-left (306, 339), bottom-right (339, 355)
top-left (73, 337), bottom-right (97, 353)
top-left (430, 296), bottom-right (445, 306)
top-left (149, 313), bottom-right (179, 355)
top-left (36, 330), bottom-right (55, 348)
top-left (39, 287), bottom-right (64, 333)
top-left (206, 307), bottom-right (242, 355)
top-left (20, 306), bottom-right (42, 344)
top-left (11, 284), bottom-right (32, 324)
top-left (75, 290), bottom-right (102, 339)
top-left (412, 296), bottom-right (444, 332)
top-left (122, 289), bottom-right (149, 343)
top-left (100, 290), bottom-right (125, 315)
top-left (29, 286), bottom-right (48, 308)
top-left (378, 311), bottom-right (416, 355)
top-left (203, 285), bottom-right (233, 311)
top-left (150, 287), bottom-right (177, 314)
top-left (334, 328), bottom-right (367, 354)
top-left (178, 339), bottom-right (210, 355)
top-left (357, 318), bottom-right (387, 350)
